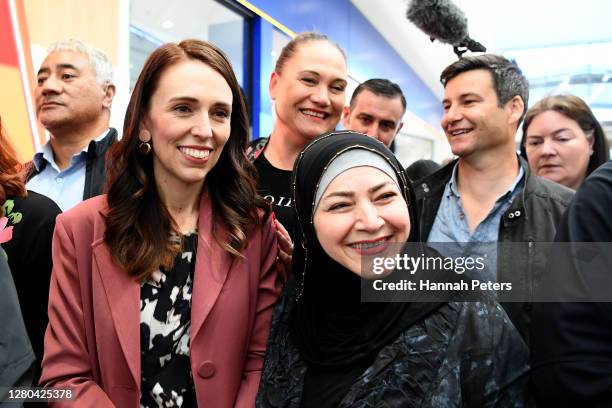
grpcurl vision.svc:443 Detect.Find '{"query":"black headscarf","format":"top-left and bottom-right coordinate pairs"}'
top-left (289, 131), bottom-right (445, 406)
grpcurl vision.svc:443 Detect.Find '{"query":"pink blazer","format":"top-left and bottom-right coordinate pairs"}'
top-left (40, 191), bottom-right (283, 407)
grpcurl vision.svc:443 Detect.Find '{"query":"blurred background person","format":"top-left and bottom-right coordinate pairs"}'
top-left (521, 94), bottom-right (609, 190)
top-left (247, 32), bottom-right (347, 240)
top-left (258, 132), bottom-right (528, 407)
top-left (341, 78), bottom-right (441, 181)
top-left (405, 157), bottom-right (441, 182)
top-left (0, 117), bottom-right (61, 386)
top-left (342, 78), bottom-right (405, 147)
top-left (40, 40), bottom-right (282, 407)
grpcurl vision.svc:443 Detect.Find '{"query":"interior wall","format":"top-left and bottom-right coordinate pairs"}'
top-left (24, 0), bottom-right (119, 64)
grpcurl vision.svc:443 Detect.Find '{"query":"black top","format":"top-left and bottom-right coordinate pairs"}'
top-left (405, 159), bottom-right (441, 182)
top-left (140, 232), bottom-right (198, 408)
top-left (531, 160), bottom-right (612, 407)
top-left (254, 153), bottom-right (298, 242)
top-left (258, 291), bottom-right (529, 407)
top-left (1, 191), bottom-right (61, 384)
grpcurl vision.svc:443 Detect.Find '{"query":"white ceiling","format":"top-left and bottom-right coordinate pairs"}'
top-left (351, 0), bottom-right (612, 100)
top-left (130, 0), bottom-right (241, 43)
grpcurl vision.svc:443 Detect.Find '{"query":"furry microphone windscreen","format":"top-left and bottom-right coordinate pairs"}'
top-left (406, 0), bottom-right (469, 46)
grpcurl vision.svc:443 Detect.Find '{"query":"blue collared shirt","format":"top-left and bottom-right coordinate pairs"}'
top-left (26, 130), bottom-right (110, 211)
top-left (427, 159), bottom-right (525, 281)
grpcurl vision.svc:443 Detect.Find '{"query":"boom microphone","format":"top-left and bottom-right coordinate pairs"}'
top-left (406, 0), bottom-right (486, 58)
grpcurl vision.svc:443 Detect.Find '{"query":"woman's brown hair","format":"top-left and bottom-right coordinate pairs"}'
top-left (105, 39), bottom-right (269, 281)
top-left (0, 119), bottom-right (26, 216)
top-left (274, 32), bottom-right (346, 74)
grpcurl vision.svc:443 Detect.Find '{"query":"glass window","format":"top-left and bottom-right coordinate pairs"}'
top-left (129, 0), bottom-right (250, 97)
top-left (505, 42), bottom-right (612, 147)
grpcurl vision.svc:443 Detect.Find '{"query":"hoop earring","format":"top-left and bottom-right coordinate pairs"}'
top-left (139, 141), bottom-right (152, 155)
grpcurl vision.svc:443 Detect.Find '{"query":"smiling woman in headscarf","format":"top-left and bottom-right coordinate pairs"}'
top-left (257, 131), bottom-right (529, 407)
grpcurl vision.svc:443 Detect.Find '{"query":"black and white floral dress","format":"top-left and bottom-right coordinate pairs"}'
top-left (140, 232), bottom-right (198, 408)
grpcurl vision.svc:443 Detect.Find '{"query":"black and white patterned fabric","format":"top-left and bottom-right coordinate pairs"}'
top-left (140, 232), bottom-right (198, 408)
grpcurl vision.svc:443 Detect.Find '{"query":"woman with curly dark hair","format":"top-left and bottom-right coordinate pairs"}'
top-left (40, 40), bottom-right (284, 407)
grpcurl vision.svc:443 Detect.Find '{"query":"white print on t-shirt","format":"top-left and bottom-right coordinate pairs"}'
top-left (264, 195), bottom-right (293, 208)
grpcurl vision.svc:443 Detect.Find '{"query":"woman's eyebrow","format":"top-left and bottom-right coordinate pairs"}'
top-left (299, 70), bottom-right (320, 76)
top-left (323, 191), bottom-right (353, 199)
top-left (369, 181), bottom-right (393, 193)
top-left (323, 181), bottom-right (394, 200)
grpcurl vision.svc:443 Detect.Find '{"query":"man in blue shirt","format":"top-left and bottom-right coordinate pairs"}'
top-left (26, 39), bottom-right (117, 211)
top-left (414, 55), bottom-right (573, 343)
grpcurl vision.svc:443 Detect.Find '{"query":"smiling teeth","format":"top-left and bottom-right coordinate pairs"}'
top-left (350, 239), bottom-right (386, 249)
top-left (180, 147), bottom-right (209, 159)
top-left (451, 129), bottom-right (471, 136)
top-left (302, 109), bottom-right (326, 118)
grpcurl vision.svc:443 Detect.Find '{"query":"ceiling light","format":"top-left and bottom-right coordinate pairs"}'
top-left (162, 20), bottom-right (174, 29)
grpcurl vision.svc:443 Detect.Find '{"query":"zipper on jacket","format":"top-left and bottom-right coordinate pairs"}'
top-left (526, 239), bottom-right (534, 307)
top-left (419, 183), bottom-right (430, 242)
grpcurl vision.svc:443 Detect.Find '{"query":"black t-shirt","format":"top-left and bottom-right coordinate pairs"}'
top-left (254, 153), bottom-right (298, 241)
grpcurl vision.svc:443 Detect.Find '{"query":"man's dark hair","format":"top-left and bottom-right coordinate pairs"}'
top-left (350, 78), bottom-right (407, 114)
top-left (440, 54), bottom-right (529, 120)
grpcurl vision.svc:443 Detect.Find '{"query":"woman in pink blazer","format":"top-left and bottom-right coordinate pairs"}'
top-left (40, 40), bottom-right (283, 407)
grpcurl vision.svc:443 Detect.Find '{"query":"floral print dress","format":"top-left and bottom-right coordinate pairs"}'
top-left (140, 232), bottom-right (198, 407)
